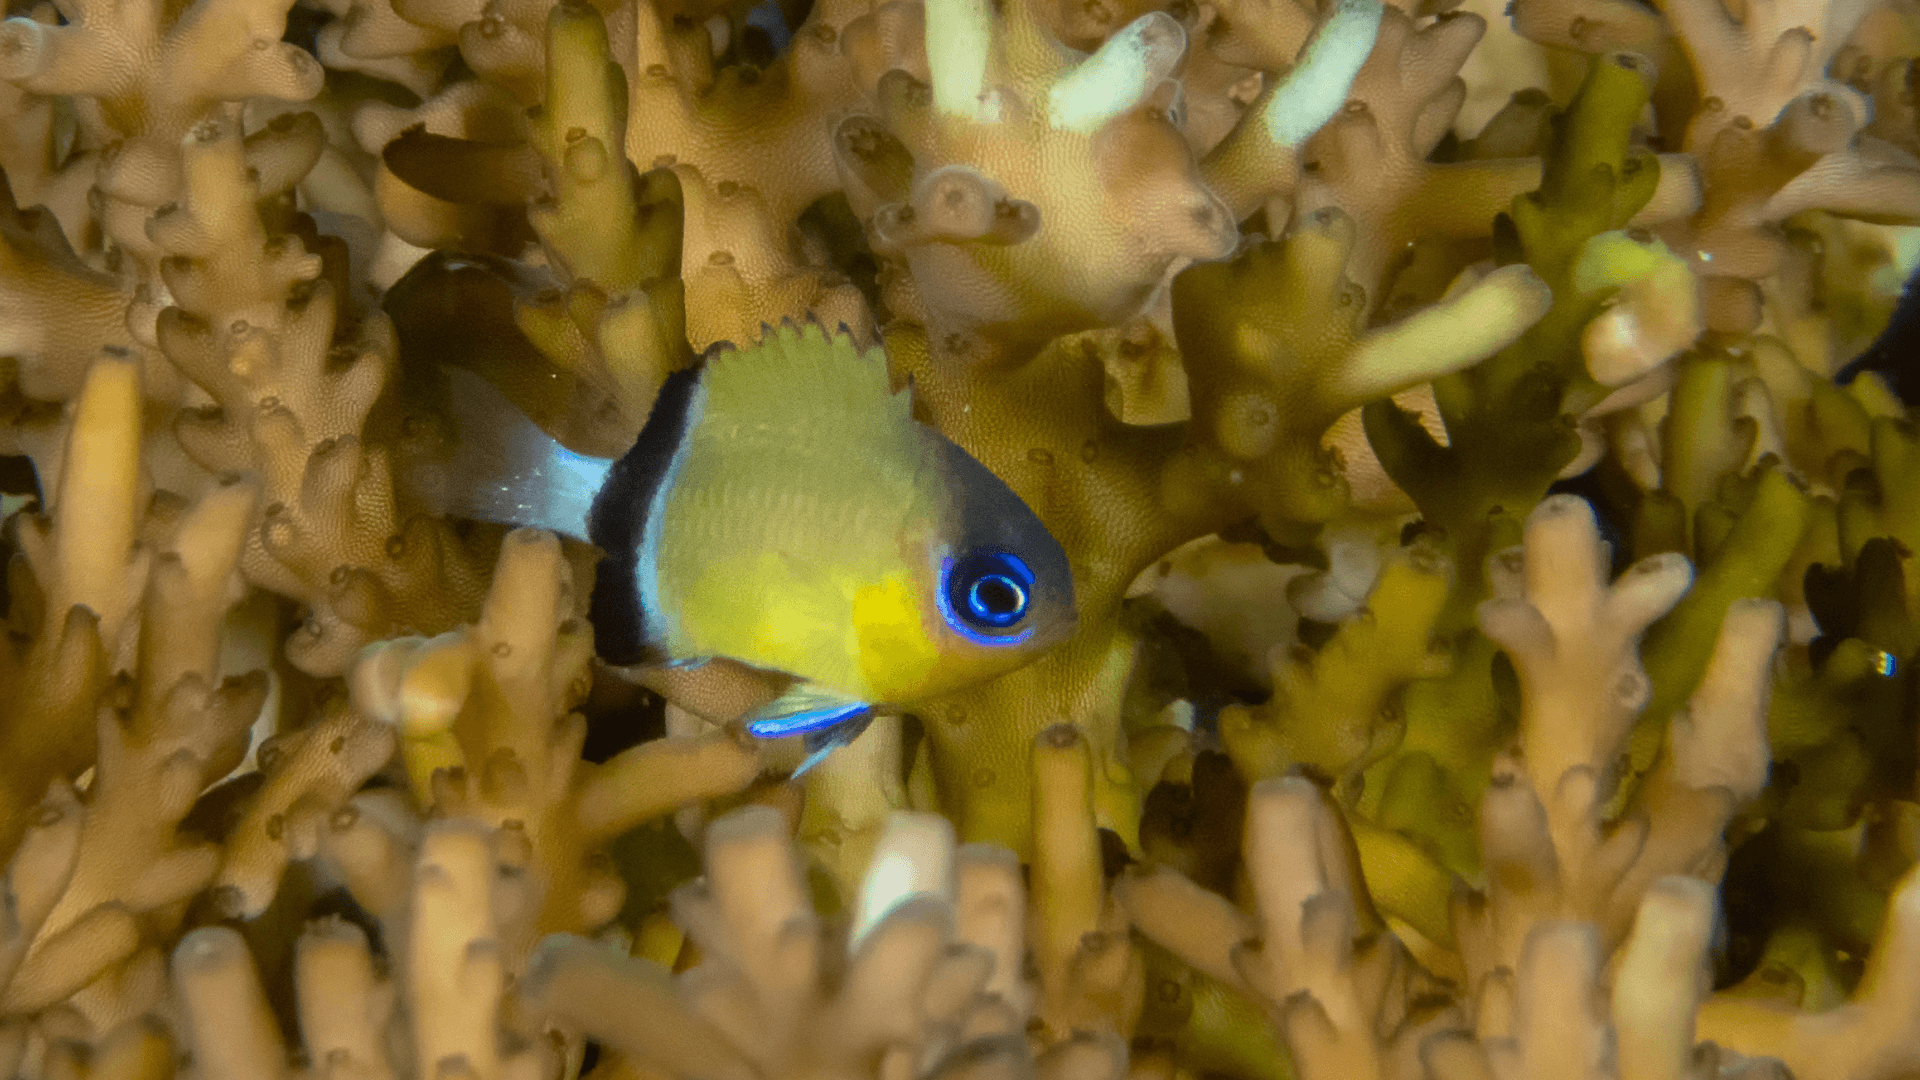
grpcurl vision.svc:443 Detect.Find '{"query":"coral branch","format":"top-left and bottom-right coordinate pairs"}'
top-left (523, 805), bottom-right (1068, 1080)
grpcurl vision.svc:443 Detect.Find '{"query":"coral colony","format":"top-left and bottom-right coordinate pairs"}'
top-left (5, 0), bottom-right (1920, 1068)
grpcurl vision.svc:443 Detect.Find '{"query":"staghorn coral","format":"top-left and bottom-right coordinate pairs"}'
top-left (0, 0), bottom-right (324, 276)
top-left (152, 108), bottom-right (495, 676)
top-left (343, 526), bottom-right (765, 953)
top-left (884, 206), bottom-right (1548, 852)
top-left (0, 358), bottom-right (149, 856)
top-left (0, 386), bottom-right (264, 1035)
top-left (171, 819), bottom-right (563, 1080)
top-left (4, 0), bottom-right (1920, 1072)
top-left (521, 806), bottom-right (1080, 1080)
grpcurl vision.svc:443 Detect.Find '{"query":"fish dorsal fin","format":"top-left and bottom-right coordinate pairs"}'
top-left (696, 321), bottom-right (915, 445)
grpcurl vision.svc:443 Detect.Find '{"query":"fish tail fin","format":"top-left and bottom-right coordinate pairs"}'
top-left (398, 366), bottom-right (614, 543)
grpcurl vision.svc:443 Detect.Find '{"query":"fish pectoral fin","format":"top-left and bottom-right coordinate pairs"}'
top-left (741, 682), bottom-right (872, 739)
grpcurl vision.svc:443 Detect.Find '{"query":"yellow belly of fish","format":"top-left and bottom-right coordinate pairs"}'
top-left (850, 575), bottom-right (941, 701)
top-left (672, 551), bottom-right (940, 702)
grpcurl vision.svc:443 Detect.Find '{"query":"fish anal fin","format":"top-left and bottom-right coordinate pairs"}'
top-left (793, 710), bottom-right (877, 779)
top-left (741, 683), bottom-right (872, 739)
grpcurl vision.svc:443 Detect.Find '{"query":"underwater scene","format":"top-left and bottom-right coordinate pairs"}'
top-left (0, 0), bottom-right (1918, 1073)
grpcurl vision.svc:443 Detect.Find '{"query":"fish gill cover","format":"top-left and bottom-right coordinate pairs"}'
top-left (0, 0), bottom-right (1916, 1074)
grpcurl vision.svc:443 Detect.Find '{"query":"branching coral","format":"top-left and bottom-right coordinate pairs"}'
top-left (0, 359), bottom-right (147, 854)
top-left (1218, 542), bottom-right (1452, 789)
top-left (1122, 771), bottom-right (1798, 1080)
top-left (0, 177), bottom-right (136, 406)
top-left (1512, 0), bottom-right (1920, 330)
top-left (0, 352), bottom-right (378, 1043)
top-left (156, 111), bottom-right (494, 676)
top-left (173, 819), bottom-right (564, 1080)
top-left (346, 526), bottom-right (764, 952)
top-left (3, 477), bottom-right (263, 1022)
top-left (436, 0), bottom-right (687, 434)
top-left (373, 0), bottom-right (870, 349)
top-left (0, 0), bottom-right (323, 271)
top-left (1362, 63), bottom-right (1647, 595)
top-left (1697, 864), bottom-right (1920, 1080)
top-left (836, 0), bottom-right (1240, 344)
top-left (520, 722), bottom-right (1182, 1079)
top-left (1126, 494), bottom-right (1787, 1036)
top-left (886, 206), bottom-right (1547, 851)
top-left (3, 0), bottom-right (1920, 1069)
top-left (523, 805), bottom-right (1096, 1080)
top-left (1461, 495), bottom-right (1782, 973)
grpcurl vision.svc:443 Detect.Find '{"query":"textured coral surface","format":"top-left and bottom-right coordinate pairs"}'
top-left (0, 0), bottom-right (1919, 1072)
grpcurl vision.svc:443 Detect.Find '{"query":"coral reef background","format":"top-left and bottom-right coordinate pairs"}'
top-left (0, 0), bottom-right (1918, 1072)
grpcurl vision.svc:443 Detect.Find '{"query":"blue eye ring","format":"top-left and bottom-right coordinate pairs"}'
top-left (941, 550), bottom-right (1037, 643)
top-left (966, 572), bottom-right (1028, 627)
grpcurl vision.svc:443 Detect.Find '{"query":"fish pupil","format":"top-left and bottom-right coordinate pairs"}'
top-left (968, 575), bottom-right (1027, 623)
top-left (944, 550), bottom-right (1036, 635)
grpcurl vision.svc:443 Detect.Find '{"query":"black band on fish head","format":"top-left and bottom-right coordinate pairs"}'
top-left (927, 437), bottom-right (1076, 650)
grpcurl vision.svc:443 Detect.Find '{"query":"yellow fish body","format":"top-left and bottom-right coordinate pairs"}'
top-left (426, 322), bottom-right (1076, 759)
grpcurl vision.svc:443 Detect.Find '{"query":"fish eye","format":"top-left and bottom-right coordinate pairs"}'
top-left (967, 573), bottom-right (1027, 626)
top-left (943, 550), bottom-right (1035, 638)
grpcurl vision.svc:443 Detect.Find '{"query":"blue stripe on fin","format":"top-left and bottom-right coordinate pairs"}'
top-left (745, 695), bottom-right (872, 738)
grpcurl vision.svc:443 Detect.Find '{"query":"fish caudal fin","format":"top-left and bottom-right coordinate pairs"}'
top-left (402, 366), bottom-right (614, 543)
